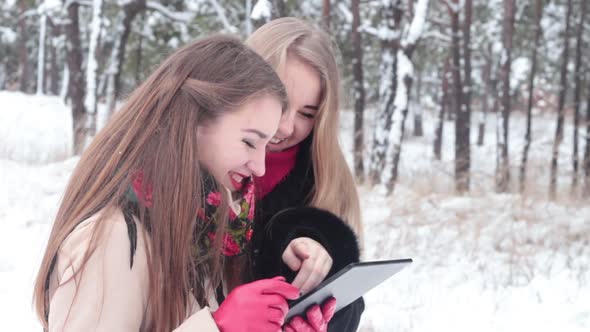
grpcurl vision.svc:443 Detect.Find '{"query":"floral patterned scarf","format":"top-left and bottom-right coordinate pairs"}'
top-left (128, 170), bottom-right (255, 257)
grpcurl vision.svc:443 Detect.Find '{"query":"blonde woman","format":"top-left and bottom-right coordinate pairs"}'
top-left (245, 18), bottom-right (365, 332)
top-left (32, 35), bottom-right (311, 331)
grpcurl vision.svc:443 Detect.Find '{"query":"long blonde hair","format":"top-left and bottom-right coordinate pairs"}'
top-left (32, 35), bottom-right (287, 331)
top-left (246, 17), bottom-right (363, 238)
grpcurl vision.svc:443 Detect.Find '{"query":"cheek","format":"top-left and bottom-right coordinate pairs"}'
top-left (296, 119), bottom-right (315, 139)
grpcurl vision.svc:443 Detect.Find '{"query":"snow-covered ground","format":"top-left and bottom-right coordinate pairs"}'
top-left (0, 91), bottom-right (588, 331)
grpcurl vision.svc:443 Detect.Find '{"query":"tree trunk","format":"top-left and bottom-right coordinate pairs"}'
top-left (64, 1), bottom-right (87, 154)
top-left (382, 50), bottom-right (414, 194)
top-left (496, 0), bottom-right (515, 193)
top-left (17, 1), bottom-right (30, 93)
top-left (47, 18), bottom-right (60, 95)
top-left (85, 0), bottom-right (104, 116)
top-left (519, 0), bottom-right (544, 193)
top-left (322, 0), bottom-right (330, 30)
top-left (449, 0), bottom-right (469, 192)
top-left (272, 0), bottom-right (287, 18)
top-left (571, 0), bottom-right (586, 191)
top-left (549, 0), bottom-right (573, 199)
top-left (368, 0), bottom-right (403, 185)
top-left (36, 11), bottom-right (47, 95)
top-left (135, 12), bottom-right (146, 85)
top-left (477, 46), bottom-right (493, 146)
top-left (105, 0), bottom-right (146, 118)
top-left (583, 81), bottom-right (590, 197)
top-left (351, 0), bottom-right (366, 182)
top-left (382, 0), bottom-right (430, 194)
top-left (434, 57), bottom-right (450, 160)
top-left (245, 0), bottom-right (253, 35)
top-left (413, 71), bottom-right (423, 136)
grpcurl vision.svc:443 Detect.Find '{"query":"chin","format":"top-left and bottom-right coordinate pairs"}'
top-left (268, 142), bottom-right (293, 152)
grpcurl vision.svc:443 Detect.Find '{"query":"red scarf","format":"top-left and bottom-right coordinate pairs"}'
top-left (255, 144), bottom-right (300, 198)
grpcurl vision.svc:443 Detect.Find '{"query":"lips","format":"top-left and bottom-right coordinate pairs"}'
top-left (228, 171), bottom-right (248, 191)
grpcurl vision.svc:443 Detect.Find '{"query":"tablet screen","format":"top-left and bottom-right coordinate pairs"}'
top-left (285, 258), bottom-right (412, 321)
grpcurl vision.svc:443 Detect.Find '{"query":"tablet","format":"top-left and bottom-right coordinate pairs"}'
top-left (285, 258), bottom-right (413, 321)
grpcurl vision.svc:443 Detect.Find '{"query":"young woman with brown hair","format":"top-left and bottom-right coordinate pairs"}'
top-left (245, 18), bottom-right (365, 332)
top-left (32, 35), bottom-right (303, 331)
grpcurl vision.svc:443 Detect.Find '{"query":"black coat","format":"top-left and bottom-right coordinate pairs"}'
top-left (248, 137), bottom-right (364, 332)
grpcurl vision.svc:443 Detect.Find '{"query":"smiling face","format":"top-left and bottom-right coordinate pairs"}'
top-left (267, 55), bottom-right (322, 152)
top-left (197, 94), bottom-right (282, 192)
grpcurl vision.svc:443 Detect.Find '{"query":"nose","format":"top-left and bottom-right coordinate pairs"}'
top-left (276, 108), bottom-right (295, 138)
top-left (248, 150), bottom-right (266, 177)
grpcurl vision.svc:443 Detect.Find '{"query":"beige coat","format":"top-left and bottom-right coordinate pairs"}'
top-left (47, 209), bottom-right (220, 331)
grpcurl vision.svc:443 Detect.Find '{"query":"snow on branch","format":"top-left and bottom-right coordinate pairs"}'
top-left (63, 0), bottom-right (93, 8)
top-left (207, 0), bottom-right (238, 33)
top-left (251, 0), bottom-right (271, 21)
top-left (402, 0), bottom-right (430, 48)
top-left (443, 0), bottom-right (464, 13)
top-left (146, 1), bottom-right (193, 23)
top-left (421, 29), bottom-right (451, 43)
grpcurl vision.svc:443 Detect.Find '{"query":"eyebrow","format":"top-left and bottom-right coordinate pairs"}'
top-left (242, 129), bottom-right (268, 139)
top-left (304, 105), bottom-right (319, 111)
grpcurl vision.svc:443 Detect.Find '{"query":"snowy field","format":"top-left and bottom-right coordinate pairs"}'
top-left (0, 91), bottom-right (588, 331)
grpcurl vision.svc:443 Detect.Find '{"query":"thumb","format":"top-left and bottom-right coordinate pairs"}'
top-left (262, 279), bottom-right (301, 300)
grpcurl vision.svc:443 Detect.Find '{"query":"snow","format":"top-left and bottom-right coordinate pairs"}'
top-left (402, 0), bottom-right (430, 49)
top-left (0, 27), bottom-right (17, 43)
top-left (337, 2), bottom-right (353, 24)
top-left (0, 92), bottom-right (72, 164)
top-left (251, 0), bottom-right (271, 21)
top-left (1, 91), bottom-right (589, 331)
top-left (146, 1), bottom-right (194, 23)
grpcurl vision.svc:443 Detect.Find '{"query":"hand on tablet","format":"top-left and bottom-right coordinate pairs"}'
top-left (213, 276), bottom-right (299, 332)
top-left (284, 297), bottom-right (336, 332)
top-left (282, 237), bottom-right (333, 294)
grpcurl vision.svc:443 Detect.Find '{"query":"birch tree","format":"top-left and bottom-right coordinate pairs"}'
top-left (381, 0), bottom-right (430, 194)
top-left (368, 0), bottom-right (403, 185)
top-left (519, 0), bottom-right (544, 192)
top-left (549, 0), bottom-right (573, 198)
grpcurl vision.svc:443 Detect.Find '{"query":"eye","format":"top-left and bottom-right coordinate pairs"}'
top-left (298, 111), bottom-right (315, 119)
top-left (242, 139), bottom-right (256, 149)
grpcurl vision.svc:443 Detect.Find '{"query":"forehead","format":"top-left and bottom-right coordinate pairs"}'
top-left (222, 95), bottom-right (282, 130)
top-left (278, 56), bottom-right (321, 105)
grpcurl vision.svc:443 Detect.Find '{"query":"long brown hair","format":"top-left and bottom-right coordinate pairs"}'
top-left (246, 18), bottom-right (363, 239)
top-left (33, 35), bottom-right (287, 331)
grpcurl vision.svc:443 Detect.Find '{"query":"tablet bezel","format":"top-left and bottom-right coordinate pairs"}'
top-left (285, 258), bottom-right (413, 321)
